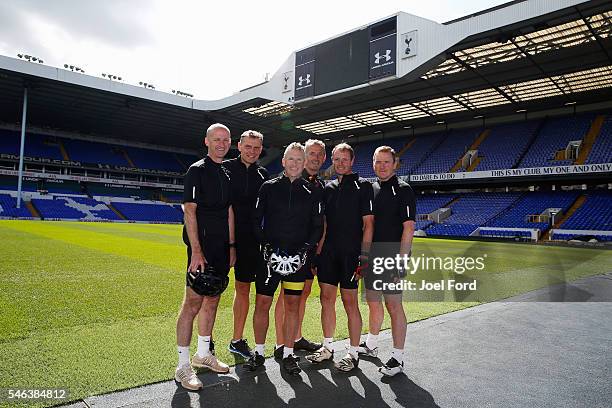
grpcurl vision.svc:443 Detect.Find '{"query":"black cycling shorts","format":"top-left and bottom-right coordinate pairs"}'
top-left (233, 238), bottom-right (263, 283)
top-left (317, 247), bottom-right (360, 290)
top-left (255, 261), bottom-right (306, 297)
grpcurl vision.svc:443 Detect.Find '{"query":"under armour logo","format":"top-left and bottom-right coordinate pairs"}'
top-left (374, 50), bottom-right (392, 64)
top-left (405, 38), bottom-right (413, 55)
top-left (298, 74), bottom-right (311, 86)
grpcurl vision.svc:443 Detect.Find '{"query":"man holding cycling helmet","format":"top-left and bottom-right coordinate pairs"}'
top-left (245, 142), bottom-right (323, 375)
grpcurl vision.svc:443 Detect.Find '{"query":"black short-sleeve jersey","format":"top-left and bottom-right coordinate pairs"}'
top-left (372, 175), bottom-right (416, 242)
top-left (323, 173), bottom-right (373, 252)
top-left (223, 156), bottom-right (269, 230)
top-left (182, 156), bottom-right (232, 242)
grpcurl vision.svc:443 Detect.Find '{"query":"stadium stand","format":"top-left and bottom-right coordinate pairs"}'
top-left (161, 191), bottom-right (183, 202)
top-left (486, 191), bottom-right (580, 232)
top-left (585, 116), bottom-right (612, 164)
top-left (31, 196), bottom-right (122, 221)
top-left (413, 128), bottom-right (481, 174)
top-left (475, 121), bottom-right (541, 171)
top-left (401, 133), bottom-right (445, 175)
top-left (175, 153), bottom-right (200, 170)
top-left (61, 138), bottom-right (129, 166)
top-left (558, 190), bottom-right (612, 231)
top-left (414, 194), bottom-right (456, 231)
top-left (124, 146), bottom-right (184, 172)
top-left (0, 129), bottom-right (196, 173)
top-left (110, 201), bottom-right (183, 222)
top-left (517, 114), bottom-right (594, 168)
top-left (0, 193), bottom-right (33, 218)
top-left (425, 193), bottom-right (520, 236)
top-left (416, 194), bottom-right (456, 214)
top-left (0, 130), bottom-right (64, 160)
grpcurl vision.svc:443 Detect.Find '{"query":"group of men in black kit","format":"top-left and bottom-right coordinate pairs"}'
top-left (174, 123), bottom-right (416, 390)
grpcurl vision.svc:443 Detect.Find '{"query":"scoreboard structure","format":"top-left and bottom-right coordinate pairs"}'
top-left (294, 16), bottom-right (397, 102)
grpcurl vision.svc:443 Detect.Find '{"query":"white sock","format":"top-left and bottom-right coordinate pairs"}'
top-left (275, 344), bottom-right (284, 350)
top-left (283, 347), bottom-right (294, 358)
top-left (177, 346), bottom-right (190, 368)
top-left (348, 345), bottom-right (359, 359)
top-left (255, 344), bottom-right (265, 356)
top-left (391, 348), bottom-right (404, 364)
top-left (294, 337), bottom-right (303, 342)
top-left (196, 335), bottom-right (211, 357)
top-left (366, 333), bottom-right (379, 350)
top-left (323, 337), bottom-right (333, 349)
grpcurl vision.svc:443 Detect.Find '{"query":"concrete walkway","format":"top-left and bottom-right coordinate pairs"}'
top-left (62, 273), bottom-right (612, 408)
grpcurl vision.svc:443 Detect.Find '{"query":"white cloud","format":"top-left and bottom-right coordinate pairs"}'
top-left (0, 0), bottom-right (507, 100)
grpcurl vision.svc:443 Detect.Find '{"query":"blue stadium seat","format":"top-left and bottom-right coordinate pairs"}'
top-left (487, 191), bottom-right (579, 231)
top-left (62, 138), bottom-right (129, 166)
top-left (585, 117), bottom-right (612, 164)
top-left (425, 193), bottom-right (520, 237)
top-left (32, 196), bottom-right (121, 221)
top-left (518, 114), bottom-right (593, 168)
top-left (124, 146), bottom-right (184, 172)
top-left (560, 190), bottom-right (612, 231)
top-left (413, 128), bottom-right (481, 174)
top-left (0, 194), bottom-right (34, 218)
top-left (476, 121), bottom-right (540, 171)
top-left (111, 201), bottom-right (183, 222)
top-left (0, 130), bottom-right (64, 160)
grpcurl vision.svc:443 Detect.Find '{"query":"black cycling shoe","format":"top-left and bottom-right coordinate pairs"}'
top-left (243, 352), bottom-right (265, 371)
top-left (294, 337), bottom-right (322, 352)
top-left (228, 339), bottom-right (251, 359)
top-left (282, 355), bottom-right (301, 375)
top-left (274, 345), bottom-right (284, 360)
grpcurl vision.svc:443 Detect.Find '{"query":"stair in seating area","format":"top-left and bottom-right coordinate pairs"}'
top-left (398, 138), bottom-right (417, 156)
top-left (541, 194), bottom-right (587, 240)
top-left (450, 129), bottom-right (489, 172)
top-left (444, 196), bottom-right (461, 208)
top-left (57, 140), bottom-right (70, 160)
top-left (575, 114), bottom-right (606, 165)
top-left (26, 201), bottom-right (41, 218)
top-left (108, 203), bottom-right (127, 220)
top-left (121, 149), bottom-right (136, 167)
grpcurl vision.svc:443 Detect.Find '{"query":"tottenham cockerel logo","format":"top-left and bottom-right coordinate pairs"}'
top-left (298, 74), bottom-right (311, 86)
top-left (405, 37), bottom-right (413, 55)
top-left (374, 50), bottom-right (392, 64)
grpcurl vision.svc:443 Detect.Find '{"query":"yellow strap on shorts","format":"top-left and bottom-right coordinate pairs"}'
top-left (282, 281), bottom-right (305, 291)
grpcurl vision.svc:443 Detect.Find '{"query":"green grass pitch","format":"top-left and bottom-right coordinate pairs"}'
top-left (0, 220), bottom-right (610, 406)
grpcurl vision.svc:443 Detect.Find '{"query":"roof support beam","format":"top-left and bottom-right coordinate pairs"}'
top-left (419, 78), bottom-right (475, 112)
top-left (449, 54), bottom-right (518, 106)
top-left (578, 9), bottom-right (612, 65)
top-left (509, 38), bottom-right (569, 98)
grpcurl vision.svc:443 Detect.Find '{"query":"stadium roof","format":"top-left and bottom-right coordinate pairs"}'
top-left (0, 0), bottom-right (610, 149)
